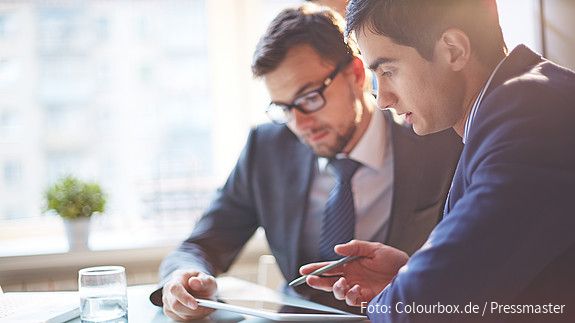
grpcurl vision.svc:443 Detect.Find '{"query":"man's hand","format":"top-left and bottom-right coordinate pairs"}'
top-left (162, 270), bottom-right (217, 321)
top-left (300, 240), bottom-right (408, 307)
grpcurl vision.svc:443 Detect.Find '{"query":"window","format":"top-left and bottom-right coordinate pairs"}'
top-left (498, 0), bottom-right (542, 52)
top-left (0, 11), bottom-right (16, 40)
top-left (3, 160), bottom-right (21, 186)
top-left (0, 57), bottom-right (20, 88)
top-left (0, 109), bottom-right (19, 140)
top-left (0, 0), bottom-right (299, 256)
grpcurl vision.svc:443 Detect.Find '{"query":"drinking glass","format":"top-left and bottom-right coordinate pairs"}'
top-left (78, 266), bottom-right (128, 322)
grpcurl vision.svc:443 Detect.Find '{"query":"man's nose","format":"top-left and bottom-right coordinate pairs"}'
top-left (376, 87), bottom-right (398, 110)
top-left (291, 108), bottom-right (315, 129)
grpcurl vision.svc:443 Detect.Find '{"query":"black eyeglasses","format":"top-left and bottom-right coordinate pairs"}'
top-left (266, 59), bottom-right (351, 125)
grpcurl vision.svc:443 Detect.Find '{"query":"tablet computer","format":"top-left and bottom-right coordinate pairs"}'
top-left (196, 298), bottom-right (366, 321)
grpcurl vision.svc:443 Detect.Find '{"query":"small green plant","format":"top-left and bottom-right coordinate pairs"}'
top-left (45, 175), bottom-right (106, 220)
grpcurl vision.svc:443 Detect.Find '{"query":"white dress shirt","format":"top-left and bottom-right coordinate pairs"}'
top-left (299, 107), bottom-right (394, 263)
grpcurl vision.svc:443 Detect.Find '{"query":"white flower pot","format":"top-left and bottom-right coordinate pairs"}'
top-left (63, 217), bottom-right (91, 251)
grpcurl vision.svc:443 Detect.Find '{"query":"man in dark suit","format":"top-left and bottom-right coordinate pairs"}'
top-left (151, 4), bottom-right (461, 321)
top-left (301, 1), bottom-right (575, 322)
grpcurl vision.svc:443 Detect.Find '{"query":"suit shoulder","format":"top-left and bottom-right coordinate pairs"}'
top-left (247, 123), bottom-right (308, 159)
top-left (491, 60), bottom-right (575, 112)
top-left (465, 63), bottom-right (575, 169)
top-left (477, 66), bottom-right (575, 139)
top-left (249, 123), bottom-right (298, 145)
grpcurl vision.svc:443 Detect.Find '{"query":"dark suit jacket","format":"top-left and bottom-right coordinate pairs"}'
top-left (368, 45), bottom-right (575, 322)
top-left (150, 109), bottom-right (462, 311)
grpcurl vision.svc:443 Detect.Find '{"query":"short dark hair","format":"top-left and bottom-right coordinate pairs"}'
top-left (252, 3), bottom-right (358, 77)
top-left (346, 0), bottom-right (507, 68)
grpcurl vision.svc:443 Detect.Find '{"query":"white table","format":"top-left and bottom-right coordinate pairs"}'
top-left (63, 277), bottom-right (368, 322)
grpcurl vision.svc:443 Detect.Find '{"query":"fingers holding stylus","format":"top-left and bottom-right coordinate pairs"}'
top-left (305, 274), bottom-right (341, 292)
top-left (299, 261), bottom-right (344, 277)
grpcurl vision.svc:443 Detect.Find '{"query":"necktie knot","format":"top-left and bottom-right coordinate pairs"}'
top-left (329, 158), bottom-right (362, 183)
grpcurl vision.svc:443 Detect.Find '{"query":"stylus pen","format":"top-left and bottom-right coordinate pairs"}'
top-left (288, 255), bottom-right (361, 287)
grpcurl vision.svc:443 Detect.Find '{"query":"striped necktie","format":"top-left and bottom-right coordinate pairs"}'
top-left (319, 158), bottom-right (362, 260)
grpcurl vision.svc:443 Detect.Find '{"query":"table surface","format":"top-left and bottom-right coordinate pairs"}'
top-left (59, 276), bottom-right (368, 322)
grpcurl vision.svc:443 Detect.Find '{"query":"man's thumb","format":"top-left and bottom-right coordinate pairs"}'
top-left (335, 239), bottom-right (379, 257)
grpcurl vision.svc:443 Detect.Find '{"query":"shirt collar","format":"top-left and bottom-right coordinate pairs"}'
top-left (319, 98), bottom-right (386, 172)
top-left (462, 56), bottom-right (507, 144)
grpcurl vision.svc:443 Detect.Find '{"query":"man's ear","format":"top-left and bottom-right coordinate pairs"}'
top-left (436, 28), bottom-right (471, 72)
top-left (346, 56), bottom-right (366, 92)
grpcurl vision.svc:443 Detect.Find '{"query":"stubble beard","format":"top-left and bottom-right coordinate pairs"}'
top-left (309, 121), bottom-right (357, 158)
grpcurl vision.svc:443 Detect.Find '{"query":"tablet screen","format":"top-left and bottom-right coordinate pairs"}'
top-left (217, 298), bottom-right (348, 315)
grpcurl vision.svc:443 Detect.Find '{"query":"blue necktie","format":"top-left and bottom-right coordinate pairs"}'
top-left (319, 158), bottom-right (362, 260)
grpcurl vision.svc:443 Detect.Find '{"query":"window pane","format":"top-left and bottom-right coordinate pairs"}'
top-left (0, 0), bottom-right (300, 255)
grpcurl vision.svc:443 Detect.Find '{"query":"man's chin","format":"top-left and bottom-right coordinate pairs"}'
top-left (412, 125), bottom-right (429, 136)
top-left (309, 144), bottom-right (337, 158)
top-left (301, 132), bottom-right (350, 158)
top-left (412, 123), bottom-right (450, 136)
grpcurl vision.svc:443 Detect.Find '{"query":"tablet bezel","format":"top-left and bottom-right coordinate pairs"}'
top-left (196, 298), bottom-right (366, 321)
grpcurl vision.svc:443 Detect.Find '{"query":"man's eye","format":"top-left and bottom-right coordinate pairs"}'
top-left (296, 92), bottom-right (321, 106)
top-left (379, 70), bottom-right (393, 77)
top-left (303, 93), bottom-right (322, 104)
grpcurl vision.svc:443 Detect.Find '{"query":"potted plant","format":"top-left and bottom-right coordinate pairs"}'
top-left (45, 175), bottom-right (106, 251)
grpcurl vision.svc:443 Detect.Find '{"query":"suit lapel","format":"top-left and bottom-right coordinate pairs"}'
top-left (281, 139), bottom-right (315, 280)
top-left (445, 156), bottom-right (465, 215)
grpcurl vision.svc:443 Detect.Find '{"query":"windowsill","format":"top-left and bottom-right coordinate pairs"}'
top-left (0, 214), bottom-right (200, 257)
top-left (0, 230), bottom-right (183, 257)
top-left (1, 244), bottom-right (171, 267)
top-left (1, 215), bottom-right (192, 288)
top-left (0, 222), bottom-right (270, 290)
top-left (1, 245), bottom-right (175, 279)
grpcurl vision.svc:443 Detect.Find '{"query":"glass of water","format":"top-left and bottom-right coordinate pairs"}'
top-left (78, 266), bottom-right (128, 322)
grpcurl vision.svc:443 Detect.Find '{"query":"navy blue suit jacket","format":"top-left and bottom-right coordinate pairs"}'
top-left (368, 45), bottom-right (575, 322)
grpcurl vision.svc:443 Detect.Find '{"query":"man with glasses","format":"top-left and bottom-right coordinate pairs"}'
top-left (150, 4), bottom-right (461, 321)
